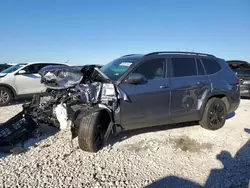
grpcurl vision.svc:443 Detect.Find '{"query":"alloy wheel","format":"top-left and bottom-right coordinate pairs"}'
top-left (208, 103), bottom-right (225, 126)
top-left (0, 90), bottom-right (9, 104)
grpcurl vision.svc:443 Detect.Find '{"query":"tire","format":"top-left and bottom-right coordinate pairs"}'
top-left (78, 111), bottom-right (108, 152)
top-left (0, 87), bottom-right (13, 106)
top-left (199, 98), bottom-right (227, 130)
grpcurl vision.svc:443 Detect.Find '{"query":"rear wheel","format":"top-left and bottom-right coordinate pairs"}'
top-left (0, 87), bottom-right (13, 106)
top-left (199, 98), bottom-right (227, 130)
top-left (78, 111), bottom-right (110, 152)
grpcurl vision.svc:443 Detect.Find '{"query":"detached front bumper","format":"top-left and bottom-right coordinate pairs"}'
top-left (0, 111), bottom-right (38, 152)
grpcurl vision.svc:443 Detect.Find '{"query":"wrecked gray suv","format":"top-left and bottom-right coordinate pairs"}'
top-left (1, 51), bottom-right (240, 153)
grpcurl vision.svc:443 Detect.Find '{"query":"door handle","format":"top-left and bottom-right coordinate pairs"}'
top-left (160, 85), bottom-right (169, 89)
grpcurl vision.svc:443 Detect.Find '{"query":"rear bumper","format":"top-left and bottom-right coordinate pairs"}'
top-left (240, 84), bottom-right (250, 97)
top-left (227, 99), bottom-right (240, 113)
top-left (227, 85), bottom-right (241, 113)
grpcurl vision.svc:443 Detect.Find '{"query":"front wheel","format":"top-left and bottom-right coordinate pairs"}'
top-left (78, 111), bottom-right (109, 152)
top-left (199, 98), bottom-right (227, 130)
top-left (0, 87), bottom-right (13, 106)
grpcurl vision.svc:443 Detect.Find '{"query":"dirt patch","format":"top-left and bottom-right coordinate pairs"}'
top-left (124, 139), bottom-right (165, 153)
top-left (124, 136), bottom-right (213, 153)
top-left (170, 136), bottom-right (213, 152)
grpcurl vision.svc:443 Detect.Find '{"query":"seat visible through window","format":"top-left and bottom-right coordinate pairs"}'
top-left (133, 58), bottom-right (166, 80)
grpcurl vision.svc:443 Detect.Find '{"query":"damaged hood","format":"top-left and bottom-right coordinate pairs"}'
top-left (38, 64), bottom-right (129, 104)
top-left (38, 64), bottom-right (110, 89)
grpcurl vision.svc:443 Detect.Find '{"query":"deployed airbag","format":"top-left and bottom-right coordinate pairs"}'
top-left (55, 103), bottom-right (72, 130)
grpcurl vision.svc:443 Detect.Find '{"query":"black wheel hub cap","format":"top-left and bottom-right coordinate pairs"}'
top-left (0, 90), bottom-right (9, 104)
top-left (208, 103), bottom-right (225, 126)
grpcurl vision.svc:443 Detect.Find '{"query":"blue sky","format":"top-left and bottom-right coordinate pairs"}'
top-left (0, 0), bottom-right (249, 64)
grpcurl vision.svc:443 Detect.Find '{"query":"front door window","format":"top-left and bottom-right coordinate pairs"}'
top-left (132, 58), bottom-right (166, 80)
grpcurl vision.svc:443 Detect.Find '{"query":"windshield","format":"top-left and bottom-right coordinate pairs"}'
top-left (100, 58), bottom-right (136, 80)
top-left (1, 64), bottom-right (26, 73)
top-left (233, 70), bottom-right (250, 77)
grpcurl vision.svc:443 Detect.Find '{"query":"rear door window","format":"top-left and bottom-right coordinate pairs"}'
top-left (201, 58), bottom-right (221, 74)
top-left (23, 63), bottom-right (64, 74)
top-left (171, 57), bottom-right (197, 77)
top-left (39, 63), bottom-right (64, 70)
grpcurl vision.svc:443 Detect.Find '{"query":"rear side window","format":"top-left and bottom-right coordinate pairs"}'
top-left (40, 63), bottom-right (63, 70)
top-left (23, 64), bottom-right (43, 74)
top-left (196, 59), bottom-right (205, 75)
top-left (23, 64), bottom-right (63, 74)
top-left (201, 58), bottom-right (221, 74)
top-left (171, 58), bottom-right (197, 77)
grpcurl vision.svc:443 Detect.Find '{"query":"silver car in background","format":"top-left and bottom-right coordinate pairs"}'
top-left (0, 62), bottom-right (70, 106)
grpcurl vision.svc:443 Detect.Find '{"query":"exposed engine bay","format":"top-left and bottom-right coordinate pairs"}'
top-left (0, 64), bottom-right (127, 152)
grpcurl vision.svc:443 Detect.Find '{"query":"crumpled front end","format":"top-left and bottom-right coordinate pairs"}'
top-left (0, 64), bottom-right (126, 152)
top-left (31, 64), bottom-right (126, 138)
top-left (53, 81), bottom-right (123, 138)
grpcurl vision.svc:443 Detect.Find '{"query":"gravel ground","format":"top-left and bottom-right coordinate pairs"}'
top-left (0, 100), bottom-right (249, 188)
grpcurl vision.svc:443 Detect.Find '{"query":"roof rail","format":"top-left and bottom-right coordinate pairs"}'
top-left (144, 51), bottom-right (215, 57)
top-left (121, 54), bottom-right (141, 57)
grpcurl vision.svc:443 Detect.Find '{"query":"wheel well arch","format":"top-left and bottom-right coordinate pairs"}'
top-left (98, 109), bottom-right (112, 130)
top-left (206, 94), bottom-right (229, 110)
top-left (0, 84), bottom-right (16, 97)
top-left (200, 94), bottom-right (230, 118)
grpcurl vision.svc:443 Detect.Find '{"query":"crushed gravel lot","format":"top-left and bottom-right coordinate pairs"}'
top-left (0, 100), bottom-right (249, 188)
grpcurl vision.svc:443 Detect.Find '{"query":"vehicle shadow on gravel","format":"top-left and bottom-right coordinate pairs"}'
top-left (145, 128), bottom-right (250, 188)
top-left (107, 121), bottom-right (200, 147)
top-left (107, 111), bottom-right (236, 147)
top-left (0, 124), bottom-right (59, 159)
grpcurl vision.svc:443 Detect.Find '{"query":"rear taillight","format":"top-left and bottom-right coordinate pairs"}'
top-left (235, 77), bottom-right (240, 84)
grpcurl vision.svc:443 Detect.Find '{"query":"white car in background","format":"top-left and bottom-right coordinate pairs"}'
top-left (0, 62), bottom-right (71, 106)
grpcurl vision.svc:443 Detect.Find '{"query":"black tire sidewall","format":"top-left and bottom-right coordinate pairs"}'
top-left (200, 98), bottom-right (227, 130)
top-left (88, 112), bottom-right (104, 152)
top-left (0, 87), bottom-right (13, 106)
top-left (78, 111), bottom-right (104, 152)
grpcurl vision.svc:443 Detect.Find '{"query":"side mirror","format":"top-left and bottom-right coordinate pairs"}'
top-left (18, 70), bottom-right (26, 74)
top-left (124, 73), bottom-right (147, 84)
